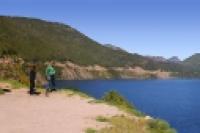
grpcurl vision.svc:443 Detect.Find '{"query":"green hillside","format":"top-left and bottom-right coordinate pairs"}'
top-left (0, 16), bottom-right (148, 67)
top-left (0, 16), bottom-right (187, 73)
top-left (183, 53), bottom-right (200, 71)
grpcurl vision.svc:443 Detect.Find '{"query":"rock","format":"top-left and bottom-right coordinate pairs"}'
top-left (145, 116), bottom-right (153, 120)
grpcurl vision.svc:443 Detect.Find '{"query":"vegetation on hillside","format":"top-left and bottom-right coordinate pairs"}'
top-left (0, 59), bottom-right (29, 84)
top-left (97, 116), bottom-right (176, 133)
top-left (102, 91), bottom-right (143, 116)
top-left (0, 16), bottom-right (187, 73)
top-left (86, 91), bottom-right (176, 133)
top-left (1, 15), bottom-right (200, 78)
top-left (0, 89), bottom-right (5, 95)
top-left (183, 54), bottom-right (200, 71)
top-left (0, 79), bottom-right (176, 133)
top-left (0, 79), bottom-right (26, 89)
top-left (0, 16), bottom-right (146, 67)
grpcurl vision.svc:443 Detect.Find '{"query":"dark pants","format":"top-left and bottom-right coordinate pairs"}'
top-left (30, 80), bottom-right (35, 94)
top-left (50, 75), bottom-right (56, 89)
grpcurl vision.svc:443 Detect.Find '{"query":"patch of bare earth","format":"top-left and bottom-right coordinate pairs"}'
top-left (0, 83), bottom-right (125, 133)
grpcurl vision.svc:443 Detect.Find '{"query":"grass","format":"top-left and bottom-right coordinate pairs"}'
top-left (98, 116), bottom-right (148, 133)
top-left (0, 79), bottom-right (26, 89)
top-left (0, 79), bottom-right (26, 95)
top-left (61, 87), bottom-right (91, 98)
top-left (86, 91), bottom-right (176, 133)
top-left (96, 116), bottom-right (109, 122)
top-left (0, 79), bottom-right (176, 133)
top-left (85, 128), bottom-right (97, 133)
top-left (0, 88), bottom-right (5, 95)
top-left (148, 119), bottom-right (177, 133)
top-left (102, 90), bottom-right (144, 116)
top-left (97, 116), bottom-right (176, 133)
top-left (99, 91), bottom-right (176, 133)
top-left (88, 99), bottom-right (104, 104)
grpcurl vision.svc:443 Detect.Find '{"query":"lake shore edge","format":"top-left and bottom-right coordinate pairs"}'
top-left (0, 79), bottom-right (176, 133)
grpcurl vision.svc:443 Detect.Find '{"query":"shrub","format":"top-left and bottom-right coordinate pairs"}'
top-left (101, 91), bottom-right (176, 133)
top-left (148, 119), bottom-right (176, 133)
top-left (102, 91), bottom-right (143, 116)
top-left (96, 116), bottom-right (109, 122)
top-left (0, 89), bottom-right (5, 95)
top-left (0, 79), bottom-right (25, 89)
top-left (102, 91), bottom-right (133, 108)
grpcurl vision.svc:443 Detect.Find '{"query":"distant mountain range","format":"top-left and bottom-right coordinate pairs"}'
top-left (168, 56), bottom-right (181, 63)
top-left (184, 54), bottom-right (200, 71)
top-left (0, 16), bottom-right (200, 77)
top-left (146, 56), bottom-right (181, 63)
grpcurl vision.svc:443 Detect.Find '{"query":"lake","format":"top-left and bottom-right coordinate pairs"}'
top-left (56, 79), bottom-right (200, 133)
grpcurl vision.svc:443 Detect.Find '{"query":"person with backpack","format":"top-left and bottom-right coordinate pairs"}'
top-left (45, 63), bottom-right (56, 96)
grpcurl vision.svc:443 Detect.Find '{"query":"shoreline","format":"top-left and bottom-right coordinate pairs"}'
top-left (0, 80), bottom-right (176, 133)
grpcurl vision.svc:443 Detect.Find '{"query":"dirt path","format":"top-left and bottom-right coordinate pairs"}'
top-left (0, 84), bottom-right (124, 133)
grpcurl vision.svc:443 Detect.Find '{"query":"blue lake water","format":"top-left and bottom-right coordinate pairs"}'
top-left (56, 79), bottom-right (200, 133)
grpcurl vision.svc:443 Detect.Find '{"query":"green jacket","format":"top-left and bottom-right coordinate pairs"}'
top-left (46, 65), bottom-right (56, 77)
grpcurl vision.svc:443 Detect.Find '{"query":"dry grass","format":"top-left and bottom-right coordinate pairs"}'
top-left (85, 128), bottom-right (97, 133)
top-left (0, 89), bottom-right (5, 95)
top-left (99, 116), bottom-right (148, 133)
top-left (0, 79), bottom-right (25, 89)
top-left (96, 116), bottom-right (109, 123)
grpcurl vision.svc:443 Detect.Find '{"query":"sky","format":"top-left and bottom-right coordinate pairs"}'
top-left (1, 0), bottom-right (200, 60)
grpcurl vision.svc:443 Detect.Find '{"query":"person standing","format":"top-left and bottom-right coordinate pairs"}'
top-left (29, 65), bottom-right (36, 95)
top-left (45, 64), bottom-right (56, 96)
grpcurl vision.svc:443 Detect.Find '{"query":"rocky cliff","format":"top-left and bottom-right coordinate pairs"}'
top-left (53, 61), bottom-right (171, 80)
top-left (0, 57), bottom-right (171, 85)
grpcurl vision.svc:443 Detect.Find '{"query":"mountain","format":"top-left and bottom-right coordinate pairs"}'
top-left (0, 16), bottom-right (192, 75)
top-left (146, 56), bottom-right (167, 62)
top-left (0, 16), bottom-right (151, 67)
top-left (184, 53), bottom-right (200, 70)
top-left (168, 56), bottom-right (181, 63)
top-left (104, 44), bottom-right (126, 52)
top-left (146, 56), bottom-right (181, 63)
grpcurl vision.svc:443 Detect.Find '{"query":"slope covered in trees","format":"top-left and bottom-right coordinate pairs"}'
top-left (0, 16), bottom-right (195, 74)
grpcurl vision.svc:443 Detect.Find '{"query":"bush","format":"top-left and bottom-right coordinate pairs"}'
top-left (148, 119), bottom-right (176, 133)
top-left (96, 116), bottom-right (109, 122)
top-left (102, 91), bottom-right (143, 116)
top-left (0, 89), bottom-right (5, 95)
top-left (101, 91), bottom-right (176, 133)
top-left (102, 91), bottom-right (133, 108)
top-left (0, 79), bottom-right (25, 89)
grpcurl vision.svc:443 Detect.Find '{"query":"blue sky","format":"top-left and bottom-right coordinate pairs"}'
top-left (1, 0), bottom-right (200, 60)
